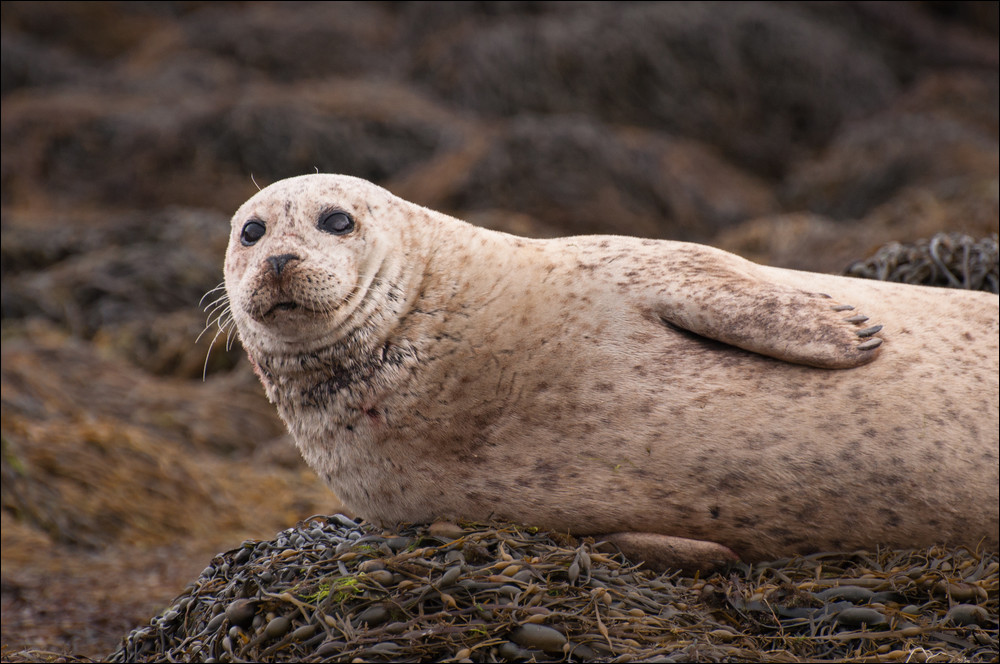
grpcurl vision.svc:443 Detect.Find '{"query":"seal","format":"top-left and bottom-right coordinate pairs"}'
top-left (223, 173), bottom-right (999, 572)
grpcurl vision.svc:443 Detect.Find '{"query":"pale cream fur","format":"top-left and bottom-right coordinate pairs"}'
top-left (224, 174), bottom-right (999, 569)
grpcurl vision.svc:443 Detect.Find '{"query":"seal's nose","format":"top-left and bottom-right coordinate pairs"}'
top-left (267, 253), bottom-right (299, 275)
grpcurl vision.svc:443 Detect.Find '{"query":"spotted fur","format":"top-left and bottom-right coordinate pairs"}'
top-left (224, 174), bottom-right (999, 570)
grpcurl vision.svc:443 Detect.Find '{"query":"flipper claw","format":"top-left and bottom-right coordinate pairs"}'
top-left (856, 325), bottom-right (883, 338)
top-left (843, 314), bottom-right (869, 323)
top-left (831, 304), bottom-right (855, 312)
top-left (857, 338), bottom-right (883, 351)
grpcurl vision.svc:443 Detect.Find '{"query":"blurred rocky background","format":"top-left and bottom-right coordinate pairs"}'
top-left (1, 1), bottom-right (997, 659)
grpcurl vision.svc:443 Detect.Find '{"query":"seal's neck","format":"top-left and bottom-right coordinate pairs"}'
top-left (245, 213), bottom-right (441, 425)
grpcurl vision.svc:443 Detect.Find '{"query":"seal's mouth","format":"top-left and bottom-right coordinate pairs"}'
top-left (265, 301), bottom-right (299, 317)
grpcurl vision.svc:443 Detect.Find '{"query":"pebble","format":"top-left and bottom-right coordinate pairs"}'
top-left (352, 605), bottom-right (389, 628)
top-left (383, 621), bottom-right (407, 634)
top-left (206, 613), bottom-right (226, 633)
top-left (365, 569), bottom-right (394, 586)
top-left (289, 624), bottom-right (317, 641)
top-left (262, 615), bottom-right (291, 641)
top-left (498, 640), bottom-right (527, 661)
top-left (386, 536), bottom-right (412, 552)
top-left (438, 564), bottom-right (463, 588)
top-left (315, 640), bottom-right (346, 658)
top-left (224, 599), bottom-right (256, 629)
top-left (429, 520), bottom-right (465, 539)
top-left (357, 559), bottom-right (385, 573)
top-left (834, 606), bottom-right (888, 627)
top-left (945, 603), bottom-right (989, 626)
top-left (816, 586), bottom-right (874, 603)
top-left (509, 624), bottom-right (567, 651)
top-left (513, 569), bottom-right (535, 583)
top-left (364, 641), bottom-right (401, 655)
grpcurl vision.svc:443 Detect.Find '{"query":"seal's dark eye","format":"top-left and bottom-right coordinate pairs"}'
top-left (240, 219), bottom-right (266, 246)
top-left (319, 211), bottom-right (354, 236)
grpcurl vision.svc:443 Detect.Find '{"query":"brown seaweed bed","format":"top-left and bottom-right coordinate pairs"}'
top-left (845, 233), bottom-right (999, 294)
top-left (88, 516), bottom-right (995, 663)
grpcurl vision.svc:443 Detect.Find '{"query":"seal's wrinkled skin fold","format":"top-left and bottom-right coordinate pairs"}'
top-left (224, 174), bottom-right (999, 571)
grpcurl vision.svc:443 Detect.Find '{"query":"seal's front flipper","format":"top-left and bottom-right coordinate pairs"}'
top-left (652, 246), bottom-right (884, 369)
top-left (598, 532), bottom-right (739, 574)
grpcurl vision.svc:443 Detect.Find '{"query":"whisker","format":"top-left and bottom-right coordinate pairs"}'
top-left (201, 324), bottom-right (230, 381)
top-left (196, 298), bottom-right (231, 338)
top-left (199, 282), bottom-right (227, 306)
top-left (202, 293), bottom-right (230, 312)
top-left (203, 302), bottom-right (231, 324)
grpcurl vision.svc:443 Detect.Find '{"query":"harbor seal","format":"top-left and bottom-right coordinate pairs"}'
top-left (223, 173), bottom-right (999, 572)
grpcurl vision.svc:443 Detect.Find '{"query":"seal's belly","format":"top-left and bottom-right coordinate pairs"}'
top-left (378, 294), bottom-right (997, 559)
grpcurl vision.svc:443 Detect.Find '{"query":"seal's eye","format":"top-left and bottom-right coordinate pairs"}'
top-left (240, 219), bottom-right (266, 246)
top-left (319, 211), bottom-right (355, 236)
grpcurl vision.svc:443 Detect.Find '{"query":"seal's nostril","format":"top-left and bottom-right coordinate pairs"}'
top-left (267, 253), bottom-right (299, 275)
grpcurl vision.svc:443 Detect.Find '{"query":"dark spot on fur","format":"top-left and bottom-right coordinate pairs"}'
top-left (880, 508), bottom-right (902, 528)
top-left (534, 460), bottom-right (558, 475)
top-left (717, 470), bottom-right (748, 493)
top-left (710, 505), bottom-right (720, 519)
top-left (650, 488), bottom-right (677, 500)
top-left (795, 502), bottom-right (820, 521)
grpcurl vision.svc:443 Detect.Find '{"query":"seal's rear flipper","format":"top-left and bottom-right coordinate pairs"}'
top-left (651, 246), bottom-right (884, 369)
top-left (598, 532), bottom-right (739, 574)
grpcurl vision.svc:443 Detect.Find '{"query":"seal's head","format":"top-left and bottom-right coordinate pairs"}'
top-left (224, 174), bottom-right (408, 359)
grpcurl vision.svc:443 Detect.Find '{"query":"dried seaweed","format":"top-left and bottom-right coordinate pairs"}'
top-left (845, 233), bottom-right (999, 293)
top-left (110, 517), bottom-right (998, 663)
